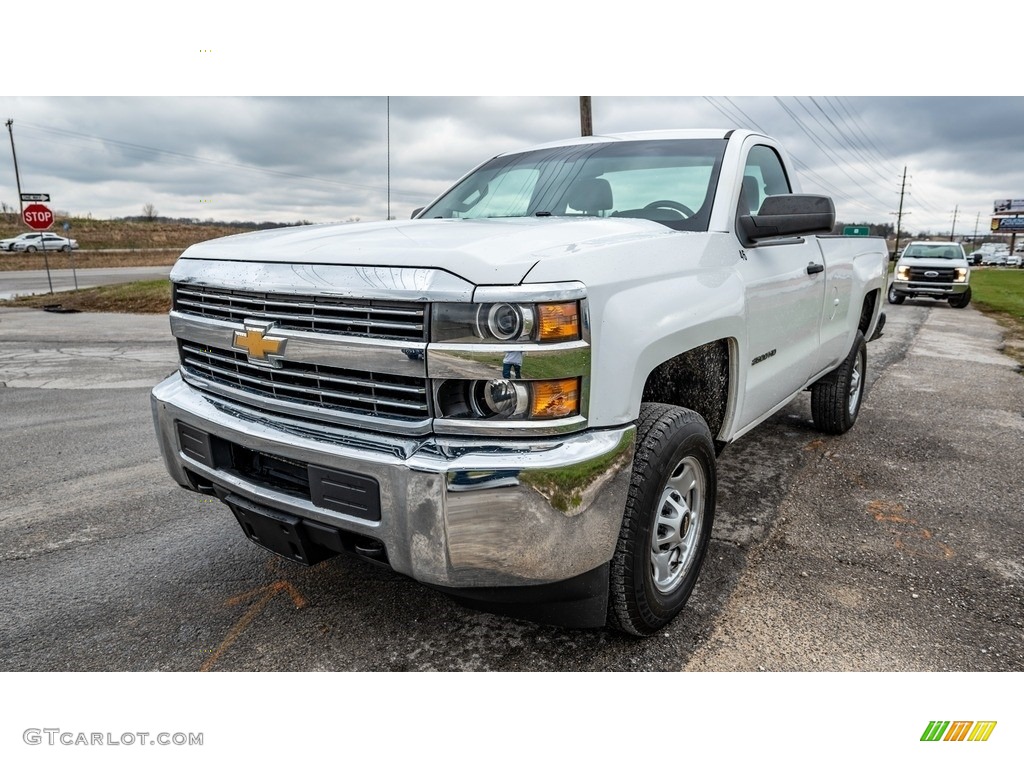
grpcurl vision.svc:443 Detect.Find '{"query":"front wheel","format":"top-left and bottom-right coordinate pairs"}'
top-left (608, 403), bottom-right (716, 636)
top-left (25, 246), bottom-right (37, 253)
top-left (949, 287), bottom-right (971, 308)
top-left (811, 331), bottom-right (867, 435)
top-left (887, 284), bottom-right (905, 304)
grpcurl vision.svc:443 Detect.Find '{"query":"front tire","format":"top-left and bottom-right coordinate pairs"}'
top-left (887, 284), bottom-right (905, 304)
top-left (949, 287), bottom-right (971, 308)
top-left (608, 404), bottom-right (716, 636)
top-left (26, 246), bottom-right (37, 253)
top-left (811, 331), bottom-right (866, 435)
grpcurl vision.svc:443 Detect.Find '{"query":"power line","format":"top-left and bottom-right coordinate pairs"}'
top-left (701, 96), bottom-right (873, 213)
top-left (772, 97), bottom-right (894, 211)
top-left (793, 97), bottom-right (891, 189)
top-left (806, 96), bottom-right (892, 184)
top-left (833, 97), bottom-right (901, 176)
top-left (823, 97), bottom-right (901, 176)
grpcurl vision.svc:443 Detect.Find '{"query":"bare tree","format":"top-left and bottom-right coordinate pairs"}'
top-left (142, 203), bottom-right (158, 221)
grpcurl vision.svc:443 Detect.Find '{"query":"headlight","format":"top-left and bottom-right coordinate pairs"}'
top-left (436, 377), bottom-right (581, 421)
top-left (955, 268), bottom-right (968, 282)
top-left (433, 301), bottom-right (580, 343)
top-left (896, 266), bottom-right (910, 281)
top-left (485, 303), bottom-right (530, 341)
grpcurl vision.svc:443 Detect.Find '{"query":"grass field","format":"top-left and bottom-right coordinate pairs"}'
top-left (970, 268), bottom-right (1024, 319)
top-left (969, 268), bottom-right (1024, 366)
top-left (0, 215), bottom-right (260, 271)
top-left (0, 249), bottom-right (182, 272)
top-left (1, 279), bottom-right (172, 314)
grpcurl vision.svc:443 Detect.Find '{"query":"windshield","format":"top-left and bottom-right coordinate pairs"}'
top-left (902, 244), bottom-right (965, 259)
top-left (419, 139), bottom-right (727, 232)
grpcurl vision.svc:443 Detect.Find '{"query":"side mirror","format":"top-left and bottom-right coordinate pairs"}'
top-left (738, 194), bottom-right (835, 246)
top-left (411, 207), bottom-right (424, 219)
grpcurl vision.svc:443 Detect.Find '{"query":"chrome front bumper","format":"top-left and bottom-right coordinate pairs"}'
top-left (151, 373), bottom-right (635, 589)
top-left (891, 281), bottom-right (969, 297)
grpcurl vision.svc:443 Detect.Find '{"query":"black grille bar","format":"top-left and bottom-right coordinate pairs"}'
top-left (908, 267), bottom-right (956, 283)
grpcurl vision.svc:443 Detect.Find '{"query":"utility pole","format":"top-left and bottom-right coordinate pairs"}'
top-left (972, 212), bottom-right (980, 245)
top-left (386, 96), bottom-right (390, 221)
top-left (891, 166), bottom-right (907, 260)
top-left (6, 119), bottom-right (24, 217)
top-left (580, 97), bottom-right (593, 137)
top-left (950, 204), bottom-right (959, 240)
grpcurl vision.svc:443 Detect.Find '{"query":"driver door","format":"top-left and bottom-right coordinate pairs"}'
top-left (736, 144), bottom-right (827, 428)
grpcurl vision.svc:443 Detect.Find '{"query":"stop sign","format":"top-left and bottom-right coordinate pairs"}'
top-left (23, 203), bottom-right (54, 230)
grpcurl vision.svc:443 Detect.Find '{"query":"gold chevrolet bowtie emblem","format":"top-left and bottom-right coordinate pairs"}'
top-left (233, 322), bottom-right (287, 366)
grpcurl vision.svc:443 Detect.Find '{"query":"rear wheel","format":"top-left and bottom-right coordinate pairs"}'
top-left (608, 403), bottom-right (716, 636)
top-left (26, 246), bottom-right (37, 253)
top-left (811, 331), bottom-right (866, 435)
top-left (949, 287), bottom-right (971, 309)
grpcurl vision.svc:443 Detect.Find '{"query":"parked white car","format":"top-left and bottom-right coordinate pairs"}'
top-left (0, 232), bottom-right (40, 251)
top-left (10, 233), bottom-right (78, 252)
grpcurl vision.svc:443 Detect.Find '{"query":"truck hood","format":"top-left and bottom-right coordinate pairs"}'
top-left (179, 217), bottom-right (678, 286)
top-left (899, 257), bottom-right (968, 269)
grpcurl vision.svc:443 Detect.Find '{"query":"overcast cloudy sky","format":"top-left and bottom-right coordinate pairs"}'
top-left (2, 5), bottom-right (1017, 238)
top-left (2, 95), bottom-right (1021, 237)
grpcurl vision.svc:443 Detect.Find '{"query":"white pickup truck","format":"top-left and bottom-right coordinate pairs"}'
top-left (152, 129), bottom-right (888, 635)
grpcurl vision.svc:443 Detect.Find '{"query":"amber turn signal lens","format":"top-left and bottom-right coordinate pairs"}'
top-left (537, 302), bottom-right (580, 342)
top-left (530, 378), bottom-right (580, 419)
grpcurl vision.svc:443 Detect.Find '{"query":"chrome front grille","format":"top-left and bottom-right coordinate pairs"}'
top-left (173, 285), bottom-right (427, 342)
top-left (179, 341), bottom-right (430, 422)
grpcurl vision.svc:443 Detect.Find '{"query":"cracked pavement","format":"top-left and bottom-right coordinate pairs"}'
top-left (0, 302), bottom-right (1021, 672)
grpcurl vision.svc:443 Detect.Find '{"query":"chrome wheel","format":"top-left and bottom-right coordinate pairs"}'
top-left (847, 353), bottom-right (863, 417)
top-left (650, 456), bottom-right (705, 594)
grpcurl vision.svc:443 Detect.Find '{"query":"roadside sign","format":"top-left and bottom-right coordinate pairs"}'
top-left (20, 193), bottom-right (51, 202)
top-left (991, 216), bottom-right (1024, 231)
top-left (994, 199), bottom-right (1024, 214)
top-left (23, 203), bottom-right (54, 230)
top-left (843, 226), bottom-right (870, 236)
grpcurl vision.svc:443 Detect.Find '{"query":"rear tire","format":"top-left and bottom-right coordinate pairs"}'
top-left (949, 287), bottom-right (971, 308)
top-left (811, 331), bottom-right (866, 435)
top-left (608, 404), bottom-right (716, 636)
top-left (26, 246), bottom-right (37, 253)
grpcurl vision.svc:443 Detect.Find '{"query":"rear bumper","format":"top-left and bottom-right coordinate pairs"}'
top-left (151, 373), bottom-right (635, 591)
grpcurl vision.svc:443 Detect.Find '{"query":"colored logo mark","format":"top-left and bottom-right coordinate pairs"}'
top-left (921, 721), bottom-right (997, 742)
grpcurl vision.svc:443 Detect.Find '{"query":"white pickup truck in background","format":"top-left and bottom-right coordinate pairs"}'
top-left (889, 240), bottom-right (972, 308)
top-left (152, 129), bottom-right (888, 635)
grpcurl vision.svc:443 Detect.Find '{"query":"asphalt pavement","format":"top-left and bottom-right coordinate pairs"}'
top-left (0, 300), bottom-right (1021, 671)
